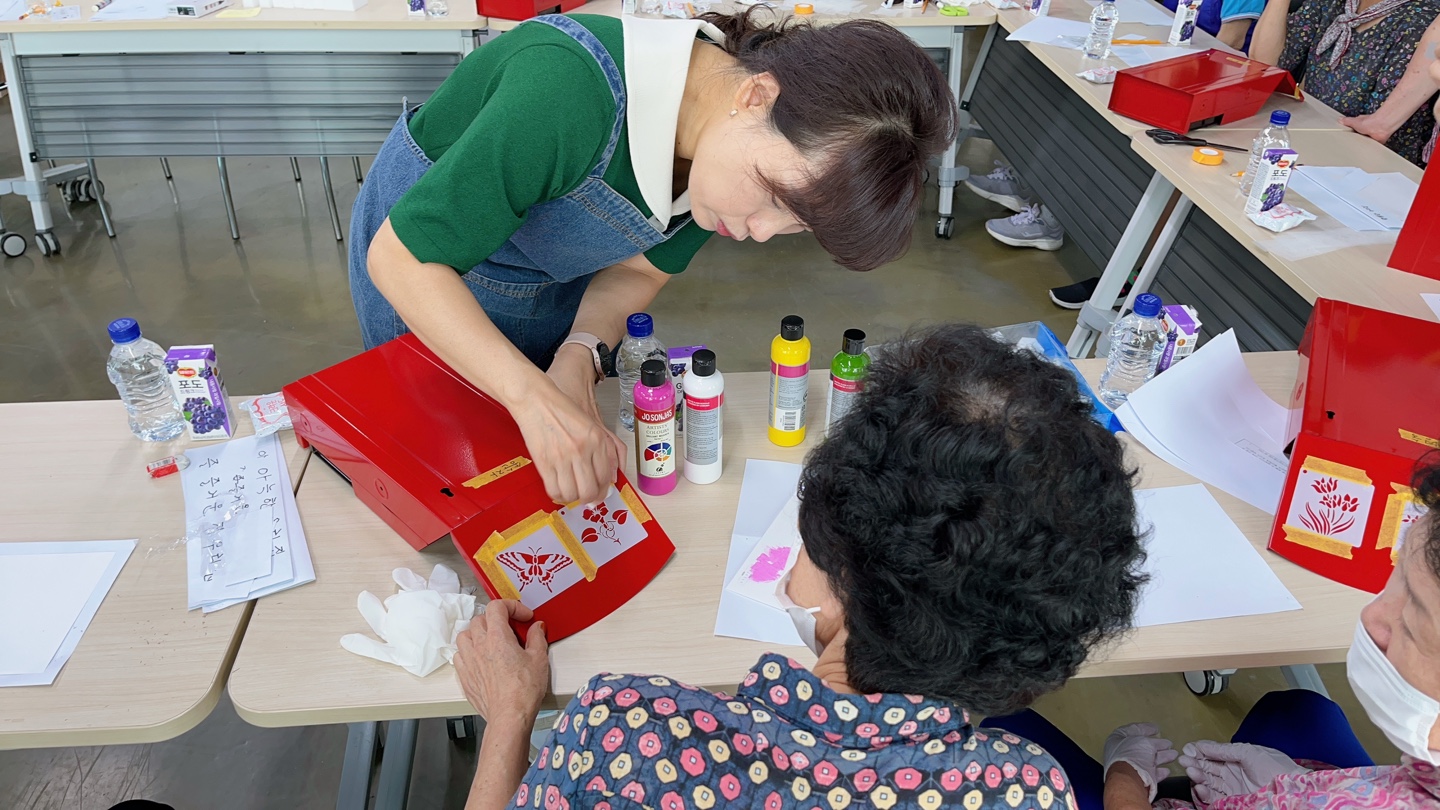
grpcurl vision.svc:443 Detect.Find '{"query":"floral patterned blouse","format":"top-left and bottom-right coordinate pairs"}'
top-left (1153, 758), bottom-right (1440, 809)
top-left (1277, 0), bottom-right (1440, 166)
top-left (512, 654), bottom-right (1077, 810)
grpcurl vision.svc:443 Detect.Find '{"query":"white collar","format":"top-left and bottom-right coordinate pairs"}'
top-left (621, 16), bottom-right (726, 232)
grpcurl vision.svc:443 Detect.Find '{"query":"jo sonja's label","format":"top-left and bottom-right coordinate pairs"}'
top-left (827, 375), bottom-right (863, 427)
top-left (684, 393), bottom-right (723, 465)
top-left (769, 361), bottom-right (809, 432)
top-left (635, 404), bottom-right (676, 480)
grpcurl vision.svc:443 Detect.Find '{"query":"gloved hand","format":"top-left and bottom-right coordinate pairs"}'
top-left (340, 564), bottom-right (480, 677)
top-left (1103, 723), bottom-right (1180, 802)
top-left (1179, 741), bottom-right (1309, 805)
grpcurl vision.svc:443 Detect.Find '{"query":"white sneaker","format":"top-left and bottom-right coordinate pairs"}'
top-left (964, 161), bottom-right (1037, 212)
top-left (985, 204), bottom-right (1065, 251)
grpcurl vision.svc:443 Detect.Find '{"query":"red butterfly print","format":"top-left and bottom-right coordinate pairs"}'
top-left (579, 500), bottom-right (630, 545)
top-left (497, 547), bottom-right (574, 591)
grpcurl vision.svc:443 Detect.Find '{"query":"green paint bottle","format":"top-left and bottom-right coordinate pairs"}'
top-left (825, 329), bottom-right (868, 434)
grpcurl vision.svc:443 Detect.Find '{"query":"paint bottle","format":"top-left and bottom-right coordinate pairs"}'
top-left (683, 349), bottom-right (724, 485)
top-left (825, 329), bottom-right (869, 434)
top-left (633, 359), bottom-right (677, 496)
top-left (768, 315), bottom-right (811, 447)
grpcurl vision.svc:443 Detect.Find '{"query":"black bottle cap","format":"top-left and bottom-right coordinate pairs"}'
top-left (640, 359), bottom-right (668, 388)
top-left (691, 349), bottom-right (716, 377)
top-left (781, 315), bottom-right (805, 341)
top-left (842, 329), bottom-right (866, 355)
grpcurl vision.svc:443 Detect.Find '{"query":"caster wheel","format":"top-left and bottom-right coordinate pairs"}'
top-left (2, 232), bottom-right (26, 258)
top-left (935, 217), bottom-right (954, 239)
top-left (1183, 670), bottom-right (1229, 696)
top-left (35, 232), bottom-right (60, 257)
top-left (447, 716), bottom-right (477, 742)
top-left (88, 179), bottom-right (104, 200)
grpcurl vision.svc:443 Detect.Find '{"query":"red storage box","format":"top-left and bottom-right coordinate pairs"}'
top-left (477, 0), bottom-right (584, 22)
top-left (1267, 299), bottom-right (1440, 593)
top-left (1389, 156), bottom-right (1440, 282)
top-left (1109, 50), bottom-right (1300, 133)
top-left (283, 334), bottom-right (675, 642)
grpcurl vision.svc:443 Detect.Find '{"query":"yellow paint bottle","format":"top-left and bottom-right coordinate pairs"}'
top-left (768, 315), bottom-right (811, 447)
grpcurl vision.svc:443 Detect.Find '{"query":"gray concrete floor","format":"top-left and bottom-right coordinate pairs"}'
top-left (0, 98), bottom-right (1396, 808)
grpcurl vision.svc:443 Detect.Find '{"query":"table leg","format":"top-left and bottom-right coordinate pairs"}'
top-left (320, 156), bottom-right (344, 243)
top-left (1066, 170), bottom-right (1177, 358)
top-left (933, 26), bottom-right (981, 238)
top-left (1, 35), bottom-right (58, 241)
top-left (86, 159), bottom-right (117, 239)
top-left (1114, 195), bottom-right (1192, 316)
top-left (217, 157), bottom-right (240, 241)
top-left (337, 721), bottom-right (380, 810)
top-left (374, 718), bottom-right (419, 810)
top-left (1281, 664), bottom-right (1330, 698)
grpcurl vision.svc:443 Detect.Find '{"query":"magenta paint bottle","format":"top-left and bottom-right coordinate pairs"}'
top-left (633, 358), bottom-right (677, 496)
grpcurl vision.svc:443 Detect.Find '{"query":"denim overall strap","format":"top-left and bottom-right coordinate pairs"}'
top-left (526, 14), bottom-right (627, 179)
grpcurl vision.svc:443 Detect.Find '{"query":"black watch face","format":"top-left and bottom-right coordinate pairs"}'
top-left (598, 342), bottom-right (615, 377)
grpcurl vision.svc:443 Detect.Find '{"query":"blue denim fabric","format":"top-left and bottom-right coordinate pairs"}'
top-left (348, 15), bottom-right (687, 368)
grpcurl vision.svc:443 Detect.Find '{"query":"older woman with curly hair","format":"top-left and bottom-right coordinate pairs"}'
top-left (453, 323), bottom-right (1149, 810)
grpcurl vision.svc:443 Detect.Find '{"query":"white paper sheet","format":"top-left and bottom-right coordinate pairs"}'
top-left (1134, 485), bottom-right (1300, 626)
top-left (1117, 330), bottom-right (1292, 514)
top-left (0, 0), bottom-right (25, 20)
top-left (90, 0), bottom-right (169, 19)
top-left (713, 460), bottom-right (804, 646)
top-left (1007, 16), bottom-right (1094, 49)
top-left (1090, 0), bottom-right (1177, 27)
top-left (1423, 293), bottom-right (1440, 320)
top-left (0, 539), bottom-right (135, 686)
top-left (1290, 167), bottom-right (1418, 231)
top-left (726, 494), bottom-right (802, 609)
top-left (1112, 44), bottom-right (1193, 67)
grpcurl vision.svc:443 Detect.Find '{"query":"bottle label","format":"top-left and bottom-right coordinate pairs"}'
top-left (684, 393), bottom-right (723, 465)
top-left (826, 375), bottom-right (863, 428)
top-left (769, 362), bottom-right (809, 433)
top-left (635, 404), bottom-right (676, 480)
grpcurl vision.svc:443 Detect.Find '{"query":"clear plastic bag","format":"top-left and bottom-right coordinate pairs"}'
top-left (990, 321), bottom-right (1123, 433)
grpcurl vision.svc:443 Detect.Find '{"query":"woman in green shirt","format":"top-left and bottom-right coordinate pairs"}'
top-left (349, 10), bottom-right (957, 505)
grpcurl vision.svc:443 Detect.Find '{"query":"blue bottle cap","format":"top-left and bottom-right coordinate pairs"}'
top-left (107, 318), bottom-right (141, 344)
top-left (1270, 110), bottom-right (1291, 127)
top-left (626, 313), bottom-right (654, 339)
top-left (1133, 293), bottom-right (1163, 318)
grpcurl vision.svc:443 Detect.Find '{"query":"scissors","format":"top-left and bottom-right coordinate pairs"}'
top-left (1145, 128), bottom-right (1249, 153)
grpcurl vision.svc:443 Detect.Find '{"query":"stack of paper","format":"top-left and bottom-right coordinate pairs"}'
top-left (1112, 44), bottom-right (1194, 67)
top-left (1289, 167), bottom-right (1418, 232)
top-left (1007, 17), bottom-right (1094, 50)
top-left (181, 434), bottom-right (314, 612)
top-left (714, 460), bottom-right (806, 646)
top-left (0, 540), bottom-right (135, 686)
top-left (1116, 330), bottom-right (1293, 514)
top-left (1133, 485), bottom-right (1300, 626)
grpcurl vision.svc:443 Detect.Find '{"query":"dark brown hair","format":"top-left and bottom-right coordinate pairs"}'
top-left (702, 9), bottom-right (959, 271)
top-left (1413, 455), bottom-right (1440, 582)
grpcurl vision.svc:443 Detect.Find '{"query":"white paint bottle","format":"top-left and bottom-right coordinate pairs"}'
top-left (683, 349), bottom-right (724, 485)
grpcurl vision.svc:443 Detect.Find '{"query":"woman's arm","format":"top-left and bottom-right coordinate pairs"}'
top-left (1249, 0), bottom-right (1291, 65)
top-left (369, 220), bottom-right (625, 505)
top-left (1218, 19), bottom-right (1254, 50)
top-left (1339, 17), bottom-right (1440, 144)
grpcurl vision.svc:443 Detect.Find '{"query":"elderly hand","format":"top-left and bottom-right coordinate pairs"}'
top-left (1341, 114), bottom-right (1400, 145)
top-left (1179, 741), bottom-right (1309, 804)
top-left (1103, 723), bottom-right (1179, 802)
top-left (453, 600), bottom-right (550, 732)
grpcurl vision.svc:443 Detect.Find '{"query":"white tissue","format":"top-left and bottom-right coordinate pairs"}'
top-left (340, 564), bottom-right (479, 677)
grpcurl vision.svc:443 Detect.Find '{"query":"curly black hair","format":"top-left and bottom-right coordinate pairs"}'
top-left (798, 323), bottom-right (1147, 716)
top-left (1412, 455), bottom-right (1440, 582)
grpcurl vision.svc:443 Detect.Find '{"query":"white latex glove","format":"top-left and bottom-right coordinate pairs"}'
top-left (1179, 741), bottom-right (1309, 805)
top-left (340, 565), bottom-right (479, 677)
top-left (1103, 723), bottom-right (1180, 802)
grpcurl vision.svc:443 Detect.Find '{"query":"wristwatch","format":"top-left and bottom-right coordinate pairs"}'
top-left (559, 332), bottom-right (611, 385)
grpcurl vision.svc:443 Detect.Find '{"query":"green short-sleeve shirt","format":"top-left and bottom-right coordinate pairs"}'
top-left (387, 15), bottom-right (711, 275)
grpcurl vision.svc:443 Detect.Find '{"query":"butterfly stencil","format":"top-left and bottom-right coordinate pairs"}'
top-left (497, 547), bottom-right (574, 592)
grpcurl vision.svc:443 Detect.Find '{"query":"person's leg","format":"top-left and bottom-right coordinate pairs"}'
top-left (982, 710), bottom-right (1105, 810)
top-left (1231, 689), bottom-right (1375, 768)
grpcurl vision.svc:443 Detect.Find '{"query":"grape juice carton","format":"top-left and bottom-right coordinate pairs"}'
top-left (165, 345), bottom-right (234, 440)
top-left (1244, 148), bottom-right (1298, 218)
top-left (1157, 304), bottom-right (1202, 372)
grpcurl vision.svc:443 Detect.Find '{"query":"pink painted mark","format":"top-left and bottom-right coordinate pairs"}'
top-left (748, 545), bottom-right (793, 583)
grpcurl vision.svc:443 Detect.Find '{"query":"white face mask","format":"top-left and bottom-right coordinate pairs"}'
top-left (776, 570), bottom-right (825, 656)
top-left (1347, 617), bottom-right (1440, 764)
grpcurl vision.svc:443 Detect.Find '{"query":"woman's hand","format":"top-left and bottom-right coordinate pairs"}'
top-left (453, 600), bottom-right (550, 732)
top-left (512, 352), bottom-right (624, 505)
top-left (1341, 113), bottom-right (1400, 145)
top-left (1178, 741), bottom-right (1308, 804)
top-left (1102, 723), bottom-right (1179, 802)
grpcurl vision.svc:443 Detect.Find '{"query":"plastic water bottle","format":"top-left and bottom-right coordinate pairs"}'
top-left (1240, 110), bottom-right (1292, 196)
top-left (105, 318), bottom-right (185, 441)
top-left (1083, 0), bottom-right (1120, 60)
top-left (1098, 293), bottom-right (1168, 408)
top-left (617, 313), bottom-right (668, 433)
